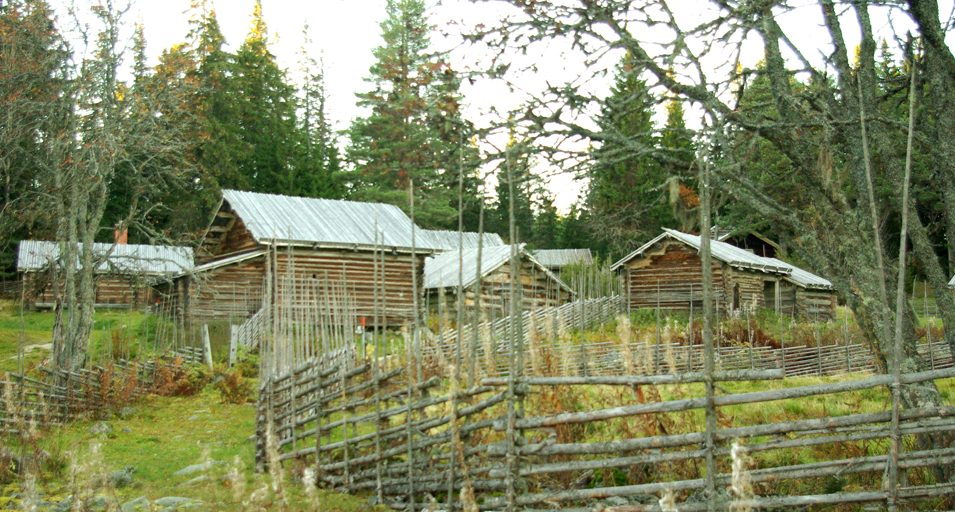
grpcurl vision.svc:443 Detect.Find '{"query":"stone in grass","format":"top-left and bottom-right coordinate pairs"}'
top-left (178, 475), bottom-right (211, 486)
top-left (186, 415), bottom-right (199, 421)
top-left (118, 407), bottom-right (137, 419)
top-left (108, 466), bottom-right (136, 488)
top-left (604, 496), bottom-right (630, 507)
top-left (172, 460), bottom-right (226, 476)
top-left (90, 421), bottom-right (112, 435)
top-left (121, 426), bottom-right (132, 434)
top-left (154, 496), bottom-right (202, 509)
top-left (87, 495), bottom-right (115, 511)
top-left (120, 496), bottom-right (150, 512)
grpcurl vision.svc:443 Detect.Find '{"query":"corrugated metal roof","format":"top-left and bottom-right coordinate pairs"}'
top-left (422, 230), bottom-right (505, 252)
top-left (533, 248), bottom-right (594, 268)
top-left (221, 189), bottom-right (443, 253)
top-left (765, 258), bottom-right (833, 290)
top-left (662, 229), bottom-right (791, 274)
top-left (17, 240), bottom-right (193, 275)
top-left (611, 229), bottom-right (832, 290)
top-left (424, 244), bottom-right (573, 293)
top-left (611, 229), bottom-right (790, 274)
top-left (188, 249), bottom-right (266, 276)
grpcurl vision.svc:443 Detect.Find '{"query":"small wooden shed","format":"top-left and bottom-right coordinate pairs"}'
top-left (532, 248), bottom-right (594, 275)
top-left (17, 240), bottom-right (193, 309)
top-left (169, 189), bottom-right (444, 327)
top-left (424, 244), bottom-right (574, 318)
top-left (611, 229), bottom-right (835, 320)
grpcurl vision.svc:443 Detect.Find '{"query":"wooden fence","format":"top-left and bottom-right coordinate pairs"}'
top-left (0, 346), bottom-right (205, 432)
top-left (261, 345), bottom-right (955, 511)
top-left (250, 256), bottom-right (955, 511)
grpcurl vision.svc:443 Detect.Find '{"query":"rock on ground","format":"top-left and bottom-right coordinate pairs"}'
top-left (172, 460), bottom-right (226, 476)
top-left (89, 421), bottom-right (112, 435)
top-left (120, 496), bottom-right (150, 512)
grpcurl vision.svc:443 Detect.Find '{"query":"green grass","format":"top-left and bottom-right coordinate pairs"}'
top-left (1, 300), bottom-right (953, 509)
top-left (14, 389), bottom-right (381, 511)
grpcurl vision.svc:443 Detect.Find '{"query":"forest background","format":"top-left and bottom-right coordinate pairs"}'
top-left (5, 0), bottom-right (955, 385)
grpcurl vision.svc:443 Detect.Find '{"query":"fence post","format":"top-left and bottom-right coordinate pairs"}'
top-left (201, 324), bottom-right (213, 371)
top-left (229, 325), bottom-right (238, 368)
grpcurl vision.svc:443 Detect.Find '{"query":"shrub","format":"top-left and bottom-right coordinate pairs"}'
top-left (151, 358), bottom-right (213, 397)
top-left (233, 346), bottom-right (259, 379)
top-left (215, 368), bottom-right (254, 405)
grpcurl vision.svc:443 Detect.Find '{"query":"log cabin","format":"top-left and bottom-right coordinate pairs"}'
top-left (17, 240), bottom-right (193, 309)
top-left (532, 248), bottom-right (594, 276)
top-left (167, 189), bottom-right (446, 328)
top-left (424, 244), bottom-right (574, 318)
top-left (611, 229), bottom-right (836, 320)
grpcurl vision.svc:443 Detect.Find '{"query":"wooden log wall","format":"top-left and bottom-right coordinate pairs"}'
top-left (182, 257), bottom-right (266, 321)
top-left (430, 259), bottom-right (571, 320)
top-left (723, 266), bottom-right (768, 311)
top-left (198, 208), bottom-right (259, 262)
top-left (21, 271), bottom-right (159, 309)
top-left (795, 288), bottom-right (836, 321)
top-left (621, 241), bottom-right (726, 312)
top-left (763, 281), bottom-right (798, 316)
top-left (274, 249), bottom-right (422, 328)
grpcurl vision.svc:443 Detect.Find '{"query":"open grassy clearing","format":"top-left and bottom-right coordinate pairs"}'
top-left (0, 302), bottom-right (952, 510)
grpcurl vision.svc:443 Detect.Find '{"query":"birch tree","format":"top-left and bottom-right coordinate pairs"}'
top-left (39, 1), bottom-right (196, 372)
top-left (466, 0), bottom-right (954, 412)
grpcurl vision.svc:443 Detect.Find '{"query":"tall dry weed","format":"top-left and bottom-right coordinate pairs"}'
top-left (729, 439), bottom-right (755, 512)
top-left (617, 315), bottom-right (635, 374)
top-left (663, 321), bottom-right (678, 374)
top-left (639, 330), bottom-right (654, 375)
top-left (68, 441), bottom-right (108, 511)
top-left (481, 311), bottom-right (497, 378)
top-left (659, 488), bottom-right (678, 512)
top-left (527, 314), bottom-right (543, 377)
top-left (559, 340), bottom-right (576, 377)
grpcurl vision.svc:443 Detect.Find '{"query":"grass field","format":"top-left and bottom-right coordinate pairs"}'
top-left (0, 301), bottom-right (952, 511)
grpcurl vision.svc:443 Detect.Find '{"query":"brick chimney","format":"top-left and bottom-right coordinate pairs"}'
top-left (114, 227), bottom-right (128, 245)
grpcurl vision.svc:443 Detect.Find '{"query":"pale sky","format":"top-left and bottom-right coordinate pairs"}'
top-left (49, 0), bottom-right (953, 212)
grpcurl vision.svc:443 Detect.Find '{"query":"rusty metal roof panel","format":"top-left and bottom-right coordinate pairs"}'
top-left (533, 248), bottom-right (594, 268)
top-left (17, 240), bottom-right (193, 275)
top-left (422, 230), bottom-right (505, 251)
top-left (221, 189), bottom-right (443, 253)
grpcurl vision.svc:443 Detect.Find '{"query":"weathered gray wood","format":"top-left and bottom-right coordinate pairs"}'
top-left (481, 369), bottom-right (783, 387)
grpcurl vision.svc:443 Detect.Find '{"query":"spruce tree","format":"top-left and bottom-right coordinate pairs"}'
top-left (587, 53), bottom-right (671, 257)
top-left (346, 0), bottom-right (476, 229)
top-left (0, 0), bottom-right (66, 275)
top-left (231, 3), bottom-right (300, 195)
top-left (489, 138), bottom-right (538, 243)
top-left (296, 25), bottom-right (343, 199)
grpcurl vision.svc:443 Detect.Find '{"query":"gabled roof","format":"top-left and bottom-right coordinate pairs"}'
top-left (533, 248), bottom-right (593, 268)
top-left (611, 229), bottom-right (832, 290)
top-left (765, 258), bottom-right (833, 290)
top-left (188, 249), bottom-right (267, 276)
top-left (17, 240), bottom-right (193, 275)
top-left (208, 190), bottom-right (444, 254)
top-left (424, 244), bottom-right (574, 294)
top-left (422, 230), bottom-right (505, 252)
